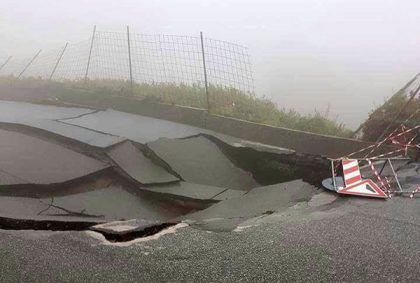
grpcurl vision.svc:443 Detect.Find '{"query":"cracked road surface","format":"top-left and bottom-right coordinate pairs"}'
top-left (0, 195), bottom-right (418, 282)
top-left (0, 101), bottom-right (418, 282)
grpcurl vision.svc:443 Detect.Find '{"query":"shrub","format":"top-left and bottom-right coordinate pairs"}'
top-left (362, 82), bottom-right (420, 143)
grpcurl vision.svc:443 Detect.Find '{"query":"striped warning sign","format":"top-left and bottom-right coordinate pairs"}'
top-left (342, 159), bottom-right (362, 187)
top-left (338, 179), bottom-right (387, 198)
top-left (338, 159), bottom-right (387, 199)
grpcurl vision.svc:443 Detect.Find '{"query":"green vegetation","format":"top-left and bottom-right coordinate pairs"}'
top-left (0, 76), bottom-right (353, 137)
top-left (362, 87), bottom-right (420, 142)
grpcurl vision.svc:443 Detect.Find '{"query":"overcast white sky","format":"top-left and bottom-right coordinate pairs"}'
top-left (1, 0), bottom-right (420, 128)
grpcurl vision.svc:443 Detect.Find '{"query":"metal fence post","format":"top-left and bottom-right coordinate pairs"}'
top-left (159, 35), bottom-right (168, 83)
top-left (127, 26), bottom-right (134, 96)
top-left (200, 32), bottom-right (210, 112)
top-left (49, 43), bottom-right (68, 80)
top-left (17, 49), bottom-right (42, 79)
top-left (0, 56), bottom-right (12, 73)
top-left (84, 25), bottom-right (96, 82)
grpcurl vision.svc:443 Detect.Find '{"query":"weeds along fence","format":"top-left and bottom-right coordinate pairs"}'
top-left (0, 26), bottom-right (255, 113)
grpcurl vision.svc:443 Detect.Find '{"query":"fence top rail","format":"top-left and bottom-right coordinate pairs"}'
top-left (0, 28), bottom-right (255, 96)
top-left (95, 30), bottom-right (249, 49)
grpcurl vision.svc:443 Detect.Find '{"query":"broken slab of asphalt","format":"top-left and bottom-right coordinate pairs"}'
top-left (0, 101), bottom-right (330, 236)
top-left (0, 101), bottom-right (123, 148)
top-left (0, 128), bottom-right (108, 185)
top-left (106, 140), bottom-right (179, 185)
top-left (0, 101), bottom-right (204, 147)
top-left (206, 134), bottom-right (331, 186)
top-left (0, 100), bottom-right (308, 154)
top-left (182, 179), bottom-right (318, 231)
top-left (59, 108), bottom-right (204, 143)
top-left (0, 194), bottom-right (418, 282)
top-left (147, 136), bottom-right (260, 190)
top-left (22, 119), bottom-right (124, 148)
top-left (140, 181), bottom-right (245, 201)
top-left (0, 182), bottom-right (210, 231)
top-left (0, 100), bottom-right (94, 121)
top-left (3, 100), bottom-right (417, 247)
top-left (0, 97), bottom-right (418, 281)
top-left (90, 219), bottom-right (178, 242)
top-left (84, 179), bottom-right (319, 241)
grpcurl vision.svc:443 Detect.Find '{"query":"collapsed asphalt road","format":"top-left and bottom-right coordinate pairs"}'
top-left (0, 101), bottom-right (326, 228)
top-left (0, 101), bottom-right (418, 282)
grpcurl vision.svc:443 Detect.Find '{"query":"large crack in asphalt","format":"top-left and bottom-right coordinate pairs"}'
top-left (92, 222), bottom-right (178, 243)
top-left (0, 122), bottom-right (111, 161)
top-left (202, 133), bottom-right (330, 186)
top-left (0, 215), bottom-right (181, 243)
top-left (0, 120), bottom-right (332, 238)
top-left (57, 119), bottom-right (123, 138)
top-left (56, 108), bottom-right (102, 121)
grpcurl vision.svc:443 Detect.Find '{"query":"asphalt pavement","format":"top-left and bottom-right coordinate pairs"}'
top-left (0, 194), bottom-right (418, 282)
top-left (0, 101), bottom-right (418, 282)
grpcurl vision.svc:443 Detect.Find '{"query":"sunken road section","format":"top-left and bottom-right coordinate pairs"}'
top-left (0, 129), bottom-right (107, 185)
top-left (106, 140), bottom-right (179, 185)
top-left (0, 101), bottom-right (332, 235)
top-left (148, 136), bottom-right (260, 190)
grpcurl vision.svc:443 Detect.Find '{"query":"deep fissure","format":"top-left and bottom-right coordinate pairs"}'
top-left (93, 222), bottom-right (177, 242)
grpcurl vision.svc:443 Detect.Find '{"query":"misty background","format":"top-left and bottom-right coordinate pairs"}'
top-left (1, 0), bottom-right (420, 129)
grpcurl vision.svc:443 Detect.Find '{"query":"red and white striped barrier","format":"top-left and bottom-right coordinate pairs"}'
top-left (342, 159), bottom-right (362, 187)
top-left (343, 124), bottom-right (419, 159)
top-left (337, 159), bottom-right (388, 199)
top-left (366, 159), bottom-right (391, 194)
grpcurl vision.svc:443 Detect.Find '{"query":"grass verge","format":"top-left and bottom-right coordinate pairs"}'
top-left (0, 76), bottom-right (353, 137)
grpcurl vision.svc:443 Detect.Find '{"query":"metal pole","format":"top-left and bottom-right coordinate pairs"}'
top-left (378, 159), bottom-right (388, 175)
top-left (49, 43), bottom-right (68, 80)
top-left (388, 159), bottom-right (403, 192)
top-left (200, 31), bottom-right (210, 112)
top-left (159, 35), bottom-right (168, 83)
top-left (331, 160), bottom-right (337, 191)
top-left (84, 25), bottom-right (96, 82)
top-left (127, 26), bottom-right (133, 96)
top-left (17, 49), bottom-right (42, 79)
top-left (330, 157), bottom-right (410, 161)
top-left (0, 56), bottom-right (12, 73)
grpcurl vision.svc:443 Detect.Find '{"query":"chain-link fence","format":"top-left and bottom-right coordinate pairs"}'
top-left (0, 27), bottom-right (255, 111)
